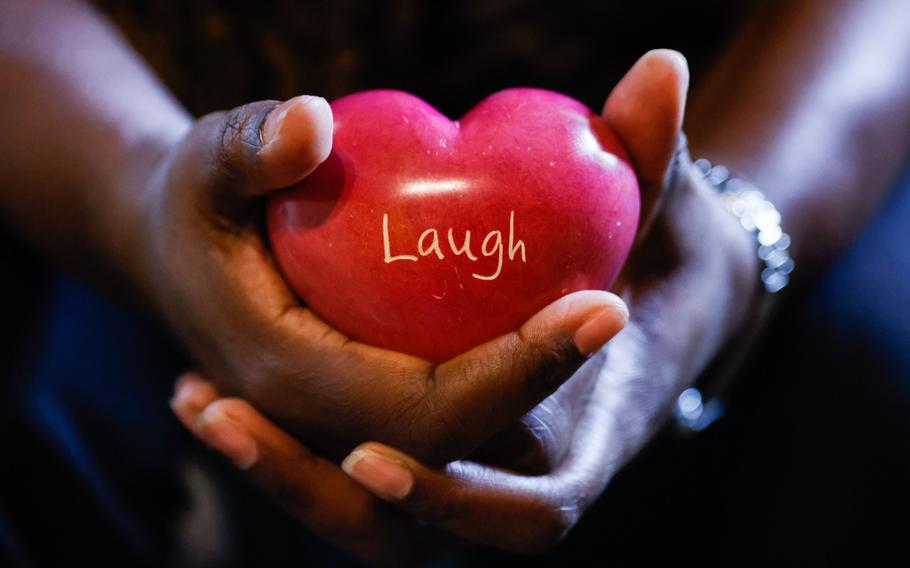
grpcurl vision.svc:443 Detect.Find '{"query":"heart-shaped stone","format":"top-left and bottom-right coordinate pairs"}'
top-left (268, 89), bottom-right (638, 362)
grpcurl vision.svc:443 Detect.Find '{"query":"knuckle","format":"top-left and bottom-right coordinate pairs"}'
top-left (251, 438), bottom-right (323, 515)
top-left (266, 467), bottom-right (317, 513)
top-left (212, 102), bottom-right (269, 187)
top-left (412, 483), bottom-right (467, 525)
top-left (407, 462), bottom-right (483, 525)
top-left (470, 422), bottom-right (555, 475)
top-left (515, 413), bottom-right (561, 473)
top-left (514, 333), bottom-right (583, 397)
top-left (515, 500), bottom-right (577, 554)
top-left (214, 107), bottom-right (250, 185)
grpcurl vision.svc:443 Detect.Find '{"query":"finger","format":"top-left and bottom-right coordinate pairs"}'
top-left (342, 442), bottom-right (572, 555)
top-left (468, 352), bottom-right (601, 474)
top-left (341, 350), bottom-right (623, 553)
top-left (259, 95), bottom-right (334, 186)
top-left (342, 352), bottom-right (623, 554)
top-left (251, 289), bottom-right (626, 467)
top-left (603, 49), bottom-right (689, 238)
top-left (172, 374), bottom-right (448, 566)
top-left (404, 291), bottom-right (627, 464)
top-left (169, 371), bottom-right (220, 438)
top-left (197, 399), bottom-right (451, 566)
top-left (188, 94), bottom-right (333, 197)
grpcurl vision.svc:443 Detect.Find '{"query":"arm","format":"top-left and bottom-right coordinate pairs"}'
top-left (580, 0), bottom-right (910, 490)
top-left (688, 0), bottom-right (910, 278)
top-left (581, 0), bottom-right (910, 493)
top-left (0, 0), bottom-right (190, 300)
top-left (0, 0), bottom-right (627, 475)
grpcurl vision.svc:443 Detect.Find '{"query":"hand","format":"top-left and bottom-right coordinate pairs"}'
top-left (171, 373), bottom-right (452, 567)
top-left (170, 50), bottom-right (761, 559)
top-left (452, 47), bottom-right (760, 477)
top-left (455, 48), bottom-right (762, 548)
top-left (140, 92), bottom-right (628, 465)
top-left (169, 363), bottom-right (628, 563)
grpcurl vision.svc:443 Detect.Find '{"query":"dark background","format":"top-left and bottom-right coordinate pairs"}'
top-left (2, 1), bottom-right (909, 566)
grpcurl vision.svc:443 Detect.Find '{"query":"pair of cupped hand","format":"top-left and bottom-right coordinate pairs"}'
top-left (155, 50), bottom-right (754, 565)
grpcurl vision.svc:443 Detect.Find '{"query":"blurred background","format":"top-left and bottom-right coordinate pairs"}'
top-left (2, 1), bottom-right (909, 566)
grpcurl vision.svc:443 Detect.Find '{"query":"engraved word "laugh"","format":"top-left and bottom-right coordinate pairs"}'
top-left (382, 211), bottom-right (527, 281)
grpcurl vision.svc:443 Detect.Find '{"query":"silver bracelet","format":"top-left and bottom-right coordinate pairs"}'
top-left (674, 159), bottom-right (794, 433)
top-left (695, 159), bottom-right (794, 293)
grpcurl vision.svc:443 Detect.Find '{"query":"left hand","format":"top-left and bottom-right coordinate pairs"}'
top-left (170, 49), bottom-right (761, 560)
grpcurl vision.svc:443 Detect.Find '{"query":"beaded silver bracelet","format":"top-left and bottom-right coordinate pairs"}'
top-left (694, 158), bottom-right (794, 293)
top-left (674, 159), bottom-right (794, 433)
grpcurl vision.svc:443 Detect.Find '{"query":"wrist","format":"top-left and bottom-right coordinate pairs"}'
top-left (688, 134), bottom-right (809, 273)
top-left (710, 181), bottom-right (765, 338)
top-left (673, 160), bottom-right (787, 432)
top-left (102, 120), bottom-right (191, 310)
top-left (686, 163), bottom-right (765, 342)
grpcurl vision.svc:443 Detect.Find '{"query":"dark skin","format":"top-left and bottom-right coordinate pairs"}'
top-left (1, 0), bottom-right (629, 470)
top-left (142, 93), bottom-right (630, 466)
top-left (173, 1), bottom-right (910, 562)
top-left (3, 0), bottom-right (910, 565)
top-left (172, 52), bottom-right (754, 564)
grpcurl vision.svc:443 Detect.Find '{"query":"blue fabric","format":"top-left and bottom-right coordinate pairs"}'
top-left (0, 280), bottom-right (359, 566)
top-left (0, 280), bottom-right (188, 564)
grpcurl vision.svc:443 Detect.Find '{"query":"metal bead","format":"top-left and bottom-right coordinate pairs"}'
top-left (679, 158), bottom-right (793, 435)
top-left (765, 248), bottom-right (789, 269)
top-left (694, 158), bottom-right (712, 175)
top-left (762, 268), bottom-right (789, 293)
top-left (697, 157), bottom-right (793, 295)
top-left (757, 225), bottom-right (783, 246)
top-left (677, 388), bottom-right (704, 421)
top-left (777, 257), bottom-right (795, 275)
top-left (707, 165), bottom-right (730, 186)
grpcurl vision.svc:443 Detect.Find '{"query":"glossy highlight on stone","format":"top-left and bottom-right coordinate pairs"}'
top-left (268, 88), bottom-right (639, 362)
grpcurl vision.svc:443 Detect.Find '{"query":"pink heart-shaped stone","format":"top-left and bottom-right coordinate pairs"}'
top-left (268, 88), bottom-right (638, 362)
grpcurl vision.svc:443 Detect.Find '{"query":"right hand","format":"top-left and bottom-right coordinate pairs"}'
top-left (142, 94), bottom-right (628, 464)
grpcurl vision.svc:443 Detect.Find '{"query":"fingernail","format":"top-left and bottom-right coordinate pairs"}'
top-left (169, 381), bottom-right (202, 417)
top-left (261, 95), bottom-right (323, 147)
top-left (170, 381), bottom-right (208, 437)
top-left (341, 448), bottom-right (413, 501)
top-left (666, 50), bottom-right (688, 74)
top-left (573, 298), bottom-right (629, 356)
top-left (196, 406), bottom-right (258, 470)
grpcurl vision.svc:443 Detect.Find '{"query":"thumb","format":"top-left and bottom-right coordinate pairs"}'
top-left (603, 49), bottom-right (689, 238)
top-left (403, 290), bottom-right (628, 464)
top-left (195, 95), bottom-right (334, 197)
